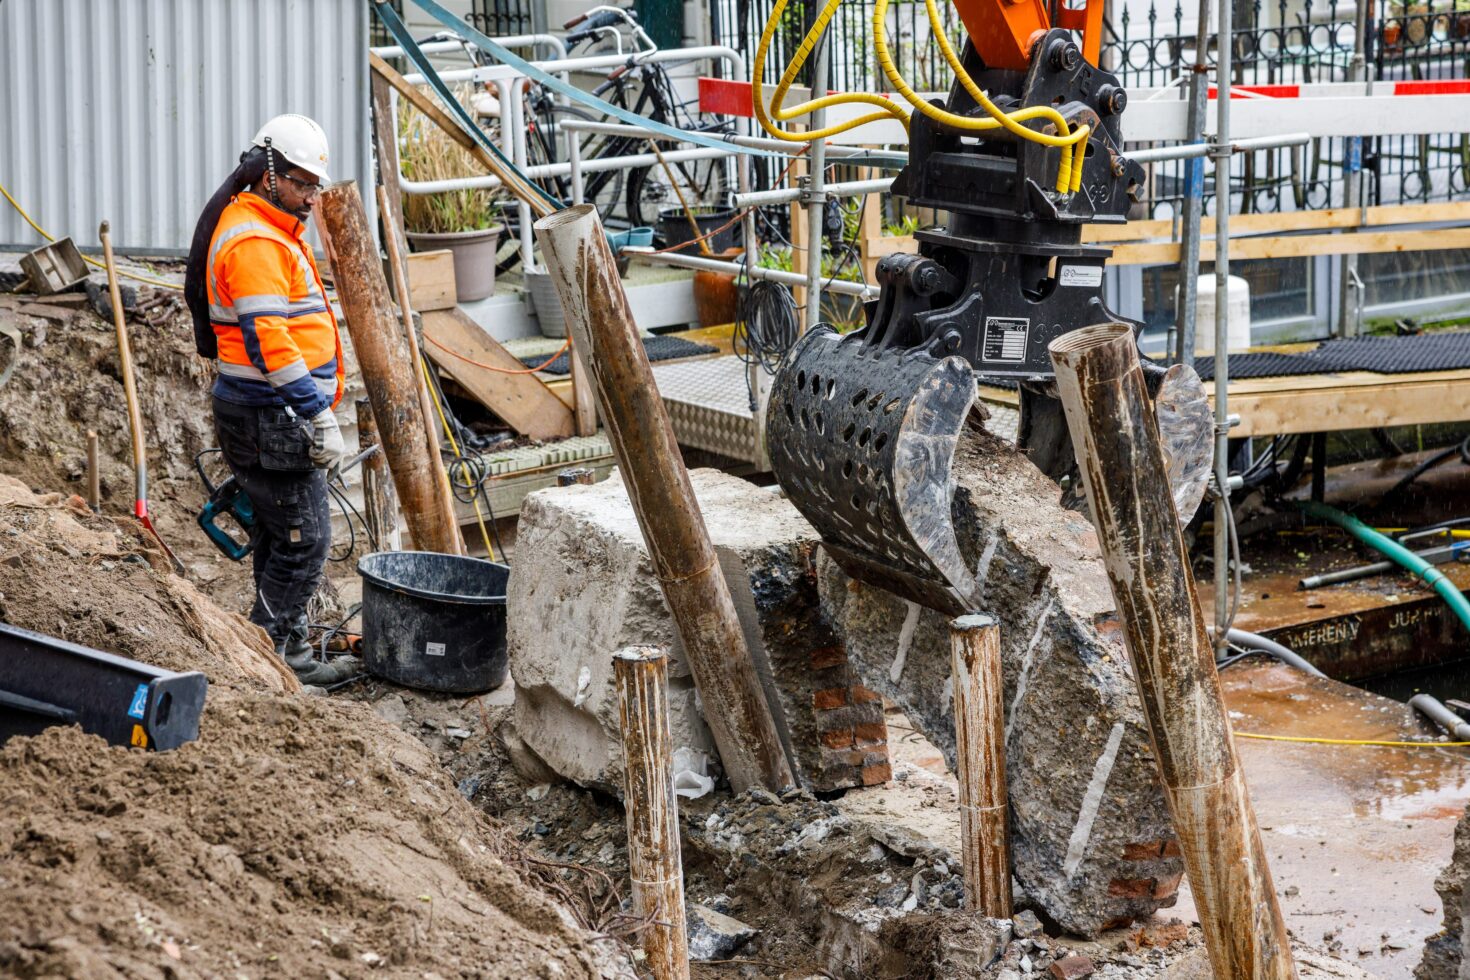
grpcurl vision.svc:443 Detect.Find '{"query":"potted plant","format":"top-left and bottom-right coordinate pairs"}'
top-left (398, 84), bottom-right (506, 303)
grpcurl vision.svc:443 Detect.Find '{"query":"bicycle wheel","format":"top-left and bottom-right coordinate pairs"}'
top-left (625, 154), bottom-right (732, 237)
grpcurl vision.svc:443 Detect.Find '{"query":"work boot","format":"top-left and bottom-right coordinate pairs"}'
top-left (281, 617), bottom-right (314, 671)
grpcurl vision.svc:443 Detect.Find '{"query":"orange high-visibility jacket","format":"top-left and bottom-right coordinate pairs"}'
top-left (206, 192), bottom-right (343, 418)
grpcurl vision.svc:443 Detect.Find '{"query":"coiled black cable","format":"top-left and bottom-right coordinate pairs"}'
top-left (734, 278), bottom-right (799, 410)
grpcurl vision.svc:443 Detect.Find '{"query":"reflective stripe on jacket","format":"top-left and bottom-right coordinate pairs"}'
top-left (207, 192), bottom-right (343, 418)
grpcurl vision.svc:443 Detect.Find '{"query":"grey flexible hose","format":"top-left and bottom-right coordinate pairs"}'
top-left (1222, 628), bottom-right (1326, 678)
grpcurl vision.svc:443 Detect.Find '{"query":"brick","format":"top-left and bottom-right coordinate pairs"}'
top-left (809, 645), bottom-right (847, 670)
top-left (850, 685), bottom-right (883, 704)
top-left (813, 687), bottom-right (849, 711)
top-left (851, 721), bottom-right (887, 745)
top-left (1122, 840), bottom-right (1166, 861)
top-left (860, 762), bottom-right (892, 786)
top-left (819, 729), bottom-right (855, 749)
top-left (1107, 878), bottom-right (1155, 899)
top-left (1161, 840), bottom-right (1181, 858)
top-left (1049, 954), bottom-right (1096, 979)
top-left (1137, 921), bottom-right (1189, 947)
top-left (1152, 870), bottom-right (1185, 899)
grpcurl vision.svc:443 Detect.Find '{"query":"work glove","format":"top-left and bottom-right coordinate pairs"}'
top-left (308, 408), bottom-right (346, 472)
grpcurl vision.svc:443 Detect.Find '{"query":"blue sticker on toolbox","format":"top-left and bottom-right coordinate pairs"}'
top-left (127, 683), bottom-right (148, 720)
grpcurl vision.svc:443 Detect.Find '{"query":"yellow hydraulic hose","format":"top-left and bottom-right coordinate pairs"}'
top-left (751, 0), bottom-right (910, 142)
top-left (873, 0), bottom-right (1090, 192)
top-left (916, 0), bottom-right (1089, 191)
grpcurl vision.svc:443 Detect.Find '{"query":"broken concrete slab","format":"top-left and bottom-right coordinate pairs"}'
top-left (508, 468), bottom-right (887, 795)
top-left (1415, 800), bottom-right (1470, 979)
top-left (686, 903), bottom-right (757, 960)
top-left (817, 428), bottom-right (1182, 936)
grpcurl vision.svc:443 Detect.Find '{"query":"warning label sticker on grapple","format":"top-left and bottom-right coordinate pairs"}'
top-left (1059, 265), bottom-right (1103, 288)
top-left (983, 317), bottom-right (1030, 362)
top-left (426, 642), bottom-right (446, 657)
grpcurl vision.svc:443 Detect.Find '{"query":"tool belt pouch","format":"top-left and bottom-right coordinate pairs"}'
top-left (258, 410), bottom-right (315, 472)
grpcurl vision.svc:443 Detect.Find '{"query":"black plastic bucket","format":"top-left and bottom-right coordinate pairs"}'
top-left (358, 551), bottom-right (510, 693)
top-left (657, 206), bottom-right (740, 254)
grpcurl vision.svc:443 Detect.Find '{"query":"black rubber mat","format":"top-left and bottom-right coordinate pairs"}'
top-left (520, 334), bottom-right (718, 375)
top-left (1194, 332), bottom-right (1470, 381)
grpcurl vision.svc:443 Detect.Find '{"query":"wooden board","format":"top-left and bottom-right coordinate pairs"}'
top-left (1210, 367), bottom-right (1470, 437)
top-left (420, 307), bottom-right (574, 439)
top-left (406, 250), bottom-right (457, 312)
top-left (1109, 227), bottom-right (1470, 265)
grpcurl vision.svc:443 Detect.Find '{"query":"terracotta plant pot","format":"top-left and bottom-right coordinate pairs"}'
top-left (406, 225), bottom-right (504, 303)
top-left (692, 246), bottom-right (746, 329)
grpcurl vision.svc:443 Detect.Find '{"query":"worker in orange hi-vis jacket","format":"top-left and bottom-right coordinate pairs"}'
top-left (184, 114), bottom-right (351, 686)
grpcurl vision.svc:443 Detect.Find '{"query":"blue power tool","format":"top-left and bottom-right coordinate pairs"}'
top-left (195, 450), bottom-right (256, 561)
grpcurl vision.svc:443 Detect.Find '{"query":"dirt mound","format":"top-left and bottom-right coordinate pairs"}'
top-left (0, 302), bottom-right (213, 504)
top-left (0, 474), bottom-right (294, 692)
top-left (0, 689), bottom-right (628, 979)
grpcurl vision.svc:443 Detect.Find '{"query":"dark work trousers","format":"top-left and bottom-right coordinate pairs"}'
top-left (212, 397), bottom-right (331, 647)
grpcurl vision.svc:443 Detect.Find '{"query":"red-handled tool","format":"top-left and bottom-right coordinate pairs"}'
top-left (99, 221), bottom-right (185, 575)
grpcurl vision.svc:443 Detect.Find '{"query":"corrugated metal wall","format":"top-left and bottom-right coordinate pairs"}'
top-left (0, 0), bottom-right (371, 255)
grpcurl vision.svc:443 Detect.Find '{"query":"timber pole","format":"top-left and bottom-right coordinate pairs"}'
top-left (534, 204), bottom-right (795, 794)
top-left (356, 397), bottom-right (402, 551)
top-left (376, 183), bottom-right (464, 555)
top-left (317, 181), bottom-right (462, 555)
top-left (614, 646), bottom-right (691, 980)
top-left (1048, 323), bottom-right (1295, 980)
top-left (950, 613), bottom-right (1011, 917)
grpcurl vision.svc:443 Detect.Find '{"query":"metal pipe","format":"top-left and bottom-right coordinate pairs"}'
top-left (370, 33), bottom-right (568, 62)
top-left (630, 248), bottom-right (878, 299)
top-left (85, 430), bottom-right (100, 513)
top-left (1212, 0), bottom-right (1235, 660)
top-left (1410, 694), bottom-right (1470, 741)
top-left (1336, 0), bottom-right (1372, 338)
top-left (1172, 0), bottom-right (1214, 364)
top-left (401, 45), bottom-right (747, 87)
top-left (400, 145), bottom-right (739, 195)
top-left (534, 204), bottom-right (796, 794)
top-left (1128, 133), bottom-right (1311, 164)
top-left (558, 119), bottom-right (905, 164)
top-left (317, 181), bottom-right (463, 555)
top-left (804, 36), bottom-right (830, 333)
top-left (1048, 323), bottom-right (1295, 980)
top-left (735, 177), bottom-right (893, 208)
top-left (614, 646), bottom-right (691, 980)
top-left (950, 613), bottom-right (1011, 917)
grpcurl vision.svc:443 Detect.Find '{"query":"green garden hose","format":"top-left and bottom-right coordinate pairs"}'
top-left (1299, 499), bottom-right (1470, 636)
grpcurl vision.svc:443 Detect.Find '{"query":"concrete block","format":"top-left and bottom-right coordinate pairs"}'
top-left (817, 428), bottom-right (1182, 937)
top-left (508, 468), bottom-right (887, 794)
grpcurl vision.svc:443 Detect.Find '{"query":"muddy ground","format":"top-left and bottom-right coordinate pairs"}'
top-left (0, 293), bottom-right (1388, 978)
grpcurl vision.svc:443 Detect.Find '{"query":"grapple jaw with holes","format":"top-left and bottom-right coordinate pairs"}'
top-left (767, 326), bottom-right (979, 615)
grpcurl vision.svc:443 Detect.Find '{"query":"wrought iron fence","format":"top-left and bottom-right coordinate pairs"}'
top-left (709, 0), bottom-right (1470, 216)
top-left (469, 0), bottom-right (535, 38)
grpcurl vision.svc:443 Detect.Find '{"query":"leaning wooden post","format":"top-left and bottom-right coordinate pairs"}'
top-left (614, 646), bottom-right (690, 980)
top-left (317, 181), bottom-right (462, 555)
top-left (356, 397), bottom-right (402, 552)
top-left (950, 613), bottom-right (1011, 917)
top-left (1049, 323), bottom-right (1295, 980)
top-left (535, 204), bottom-right (795, 794)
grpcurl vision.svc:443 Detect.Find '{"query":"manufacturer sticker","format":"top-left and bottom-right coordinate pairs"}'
top-left (982, 317), bottom-right (1030, 362)
top-left (1059, 265), bottom-right (1103, 288)
top-left (127, 683), bottom-right (149, 720)
top-left (425, 642), bottom-right (446, 657)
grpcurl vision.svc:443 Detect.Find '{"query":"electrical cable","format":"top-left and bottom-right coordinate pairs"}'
top-left (1234, 732), bottom-right (1470, 748)
top-left (419, 352), bottom-right (497, 559)
top-left (424, 332), bottom-right (570, 374)
top-left (1384, 434), bottom-right (1470, 500)
top-left (734, 279), bottom-right (799, 409)
top-left (0, 178), bottom-right (182, 290)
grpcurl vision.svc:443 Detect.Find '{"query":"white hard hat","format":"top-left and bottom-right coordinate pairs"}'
top-left (252, 114), bottom-right (330, 182)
